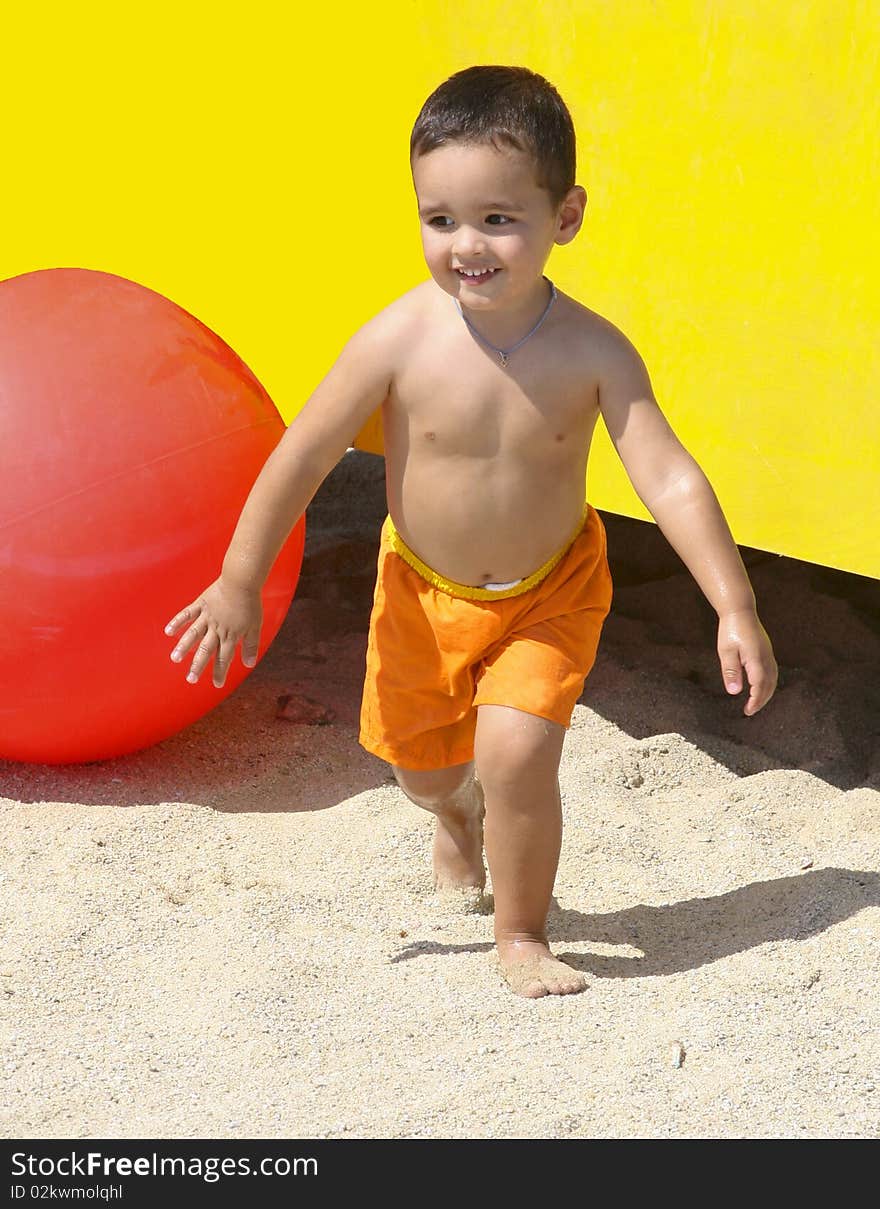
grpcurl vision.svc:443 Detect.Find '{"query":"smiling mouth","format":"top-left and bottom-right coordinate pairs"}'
top-left (455, 267), bottom-right (500, 283)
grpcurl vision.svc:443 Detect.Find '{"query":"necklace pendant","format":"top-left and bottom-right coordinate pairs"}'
top-left (499, 351), bottom-right (509, 367)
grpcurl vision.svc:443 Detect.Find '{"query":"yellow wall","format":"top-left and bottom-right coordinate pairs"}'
top-left (2, 2), bottom-right (876, 576)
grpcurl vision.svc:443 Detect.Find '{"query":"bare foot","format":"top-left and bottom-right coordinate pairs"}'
top-left (495, 939), bottom-right (588, 998)
top-left (430, 777), bottom-right (487, 909)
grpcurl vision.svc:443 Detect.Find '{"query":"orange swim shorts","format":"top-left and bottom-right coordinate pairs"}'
top-left (358, 504), bottom-right (613, 770)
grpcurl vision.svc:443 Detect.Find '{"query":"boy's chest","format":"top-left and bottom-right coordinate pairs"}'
top-left (389, 345), bottom-right (599, 460)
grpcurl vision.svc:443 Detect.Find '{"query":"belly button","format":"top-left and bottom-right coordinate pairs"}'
top-left (425, 431), bottom-right (436, 441)
top-left (555, 433), bottom-right (565, 442)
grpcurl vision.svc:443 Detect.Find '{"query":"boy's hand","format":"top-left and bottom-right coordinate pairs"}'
top-left (164, 576), bottom-right (263, 689)
top-left (717, 608), bottom-right (778, 716)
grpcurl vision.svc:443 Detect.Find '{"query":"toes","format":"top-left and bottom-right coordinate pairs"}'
top-left (553, 971), bottom-right (588, 994)
top-left (551, 967), bottom-right (588, 995)
top-left (498, 953), bottom-right (589, 997)
top-left (507, 973), bottom-right (548, 998)
top-left (545, 956), bottom-right (588, 995)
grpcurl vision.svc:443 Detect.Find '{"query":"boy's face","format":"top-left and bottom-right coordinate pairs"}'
top-left (411, 140), bottom-right (582, 310)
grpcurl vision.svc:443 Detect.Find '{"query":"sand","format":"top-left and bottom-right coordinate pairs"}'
top-left (2, 451), bottom-right (878, 1139)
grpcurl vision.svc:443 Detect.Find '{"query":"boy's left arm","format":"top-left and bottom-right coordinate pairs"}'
top-left (596, 328), bottom-right (778, 716)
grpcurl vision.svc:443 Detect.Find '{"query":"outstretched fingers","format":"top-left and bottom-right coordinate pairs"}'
top-left (183, 628), bottom-right (218, 684)
top-left (212, 633), bottom-right (241, 689)
top-left (165, 587), bottom-right (262, 689)
top-left (165, 607), bottom-right (214, 684)
top-left (164, 605), bottom-right (191, 637)
top-left (241, 628), bottom-right (261, 669)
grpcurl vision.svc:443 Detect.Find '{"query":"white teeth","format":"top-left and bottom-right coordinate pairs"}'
top-left (459, 267), bottom-right (495, 277)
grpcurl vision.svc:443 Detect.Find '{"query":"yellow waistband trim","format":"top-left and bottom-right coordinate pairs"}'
top-left (384, 502), bottom-right (590, 601)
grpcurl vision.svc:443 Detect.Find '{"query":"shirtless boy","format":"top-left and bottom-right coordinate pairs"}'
top-left (164, 65), bottom-right (777, 998)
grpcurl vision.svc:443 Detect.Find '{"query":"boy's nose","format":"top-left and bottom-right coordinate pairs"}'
top-left (452, 227), bottom-right (487, 256)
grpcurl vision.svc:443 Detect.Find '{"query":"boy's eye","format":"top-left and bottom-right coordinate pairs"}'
top-left (426, 214), bottom-right (512, 228)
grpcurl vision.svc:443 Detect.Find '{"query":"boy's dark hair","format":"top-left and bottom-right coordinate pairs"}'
top-left (410, 65), bottom-right (576, 211)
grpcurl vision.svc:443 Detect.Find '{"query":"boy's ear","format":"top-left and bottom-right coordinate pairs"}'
top-left (554, 185), bottom-right (587, 245)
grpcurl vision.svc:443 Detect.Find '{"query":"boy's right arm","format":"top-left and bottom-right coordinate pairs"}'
top-left (164, 310), bottom-right (400, 688)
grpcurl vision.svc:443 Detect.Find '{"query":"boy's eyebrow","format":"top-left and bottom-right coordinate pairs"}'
top-left (418, 201), bottom-right (526, 215)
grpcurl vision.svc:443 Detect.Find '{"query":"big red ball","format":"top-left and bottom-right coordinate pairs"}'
top-left (0, 267), bottom-right (304, 765)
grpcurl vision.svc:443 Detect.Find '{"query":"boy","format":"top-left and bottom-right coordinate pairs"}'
top-left (164, 66), bottom-right (777, 999)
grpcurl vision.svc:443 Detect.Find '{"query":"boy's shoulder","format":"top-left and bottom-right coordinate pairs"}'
top-left (342, 280), bottom-right (433, 367)
top-left (558, 294), bottom-right (656, 419)
top-left (557, 291), bottom-right (643, 361)
top-left (356, 279), bottom-right (435, 335)
top-left (557, 293), bottom-right (655, 409)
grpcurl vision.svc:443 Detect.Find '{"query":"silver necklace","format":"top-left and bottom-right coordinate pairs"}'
top-left (453, 275), bottom-right (557, 367)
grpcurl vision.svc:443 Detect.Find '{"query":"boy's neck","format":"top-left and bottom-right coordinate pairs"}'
top-left (453, 275), bottom-right (556, 349)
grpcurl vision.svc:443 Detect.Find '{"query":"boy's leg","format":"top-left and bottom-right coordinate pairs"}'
top-left (392, 762), bottom-right (487, 901)
top-left (474, 704), bottom-right (587, 998)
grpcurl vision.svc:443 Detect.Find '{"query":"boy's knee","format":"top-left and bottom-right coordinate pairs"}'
top-left (392, 761), bottom-right (475, 809)
top-left (474, 706), bottom-right (565, 790)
